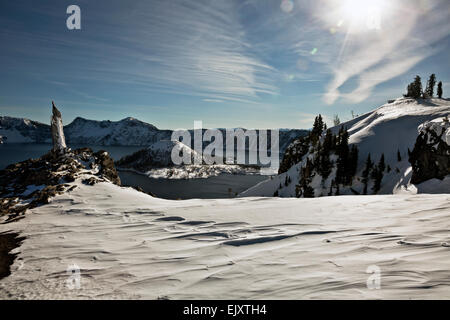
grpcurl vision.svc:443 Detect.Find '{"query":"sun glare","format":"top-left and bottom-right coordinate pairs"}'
top-left (339, 0), bottom-right (388, 32)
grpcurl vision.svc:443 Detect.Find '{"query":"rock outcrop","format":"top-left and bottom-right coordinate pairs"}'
top-left (409, 117), bottom-right (450, 184)
top-left (0, 147), bottom-right (121, 222)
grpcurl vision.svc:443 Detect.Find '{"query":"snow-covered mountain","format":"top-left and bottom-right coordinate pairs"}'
top-left (241, 98), bottom-right (450, 197)
top-left (64, 117), bottom-right (172, 146)
top-left (0, 115), bottom-right (306, 153)
top-left (0, 116), bottom-right (52, 143)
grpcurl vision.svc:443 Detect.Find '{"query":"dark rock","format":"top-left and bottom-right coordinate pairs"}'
top-left (409, 120), bottom-right (450, 184)
top-left (0, 148), bottom-right (121, 221)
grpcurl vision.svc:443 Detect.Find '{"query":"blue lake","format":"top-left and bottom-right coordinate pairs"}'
top-left (0, 143), bottom-right (268, 199)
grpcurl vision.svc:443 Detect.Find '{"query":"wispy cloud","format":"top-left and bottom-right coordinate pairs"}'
top-left (203, 99), bottom-right (224, 103)
top-left (0, 0), bottom-right (278, 104)
top-left (93, 0), bottom-right (278, 102)
top-left (321, 0), bottom-right (450, 104)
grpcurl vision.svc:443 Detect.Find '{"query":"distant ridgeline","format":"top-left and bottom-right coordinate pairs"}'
top-left (0, 116), bottom-right (307, 155)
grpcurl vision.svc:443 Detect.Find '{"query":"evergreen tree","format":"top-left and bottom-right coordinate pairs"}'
top-left (378, 153), bottom-right (385, 173)
top-left (335, 128), bottom-right (357, 185)
top-left (424, 74), bottom-right (436, 98)
top-left (437, 81), bottom-right (443, 98)
top-left (371, 154), bottom-right (385, 193)
top-left (412, 75), bottom-right (422, 98)
top-left (333, 114), bottom-right (341, 126)
top-left (323, 129), bottom-right (333, 153)
top-left (404, 83), bottom-right (413, 98)
top-left (311, 114), bottom-right (324, 145)
top-left (349, 145), bottom-right (359, 178)
top-left (296, 158), bottom-right (315, 198)
top-left (397, 149), bottom-right (402, 162)
top-left (362, 153), bottom-right (373, 195)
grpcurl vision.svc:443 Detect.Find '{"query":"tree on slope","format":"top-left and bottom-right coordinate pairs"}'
top-left (404, 75), bottom-right (423, 99)
top-left (362, 153), bottom-right (373, 195)
top-left (412, 75), bottom-right (423, 98)
top-left (437, 81), bottom-right (443, 98)
top-left (424, 74), bottom-right (436, 98)
top-left (371, 154), bottom-right (385, 194)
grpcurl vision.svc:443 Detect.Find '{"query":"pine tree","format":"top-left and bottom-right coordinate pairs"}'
top-left (333, 114), bottom-right (340, 126)
top-left (424, 74), bottom-right (436, 98)
top-left (371, 154), bottom-right (385, 193)
top-left (349, 145), bottom-right (359, 178)
top-left (323, 129), bottom-right (333, 152)
top-left (404, 83), bottom-right (413, 98)
top-left (335, 128), bottom-right (349, 185)
top-left (412, 75), bottom-right (422, 98)
top-left (311, 114), bottom-right (324, 145)
top-left (362, 153), bottom-right (373, 195)
top-left (437, 81), bottom-right (443, 98)
top-left (378, 153), bottom-right (385, 173)
top-left (397, 149), bottom-right (402, 162)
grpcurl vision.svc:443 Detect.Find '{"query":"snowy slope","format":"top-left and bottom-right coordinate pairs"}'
top-left (241, 98), bottom-right (450, 197)
top-left (345, 98), bottom-right (450, 167)
top-left (1, 180), bottom-right (449, 299)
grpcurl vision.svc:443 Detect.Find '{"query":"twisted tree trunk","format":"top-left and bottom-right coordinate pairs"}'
top-left (51, 101), bottom-right (67, 153)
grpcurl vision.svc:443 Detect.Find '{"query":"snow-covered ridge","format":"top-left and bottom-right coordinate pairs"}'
top-left (241, 98), bottom-right (450, 197)
top-left (0, 116), bottom-right (51, 143)
top-left (0, 115), bottom-right (306, 153)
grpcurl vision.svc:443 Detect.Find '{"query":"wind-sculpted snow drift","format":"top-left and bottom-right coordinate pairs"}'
top-left (240, 98), bottom-right (450, 197)
top-left (0, 180), bottom-right (449, 299)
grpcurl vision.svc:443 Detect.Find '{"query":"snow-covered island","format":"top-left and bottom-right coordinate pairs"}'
top-left (115, 140), bottom-right (261, 179)
top-left (0, 98), bottom-right (449, 299)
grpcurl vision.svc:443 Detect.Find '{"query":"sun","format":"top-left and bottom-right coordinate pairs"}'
top-left (339, 0), bottom-right (389, 32)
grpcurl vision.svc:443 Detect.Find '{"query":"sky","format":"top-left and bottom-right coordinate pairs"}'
top-left (0, 0), bottom-right (449, 130)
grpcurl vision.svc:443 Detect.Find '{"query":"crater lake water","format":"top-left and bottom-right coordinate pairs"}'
top-left (0, 143), bottom-right (268, 199)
